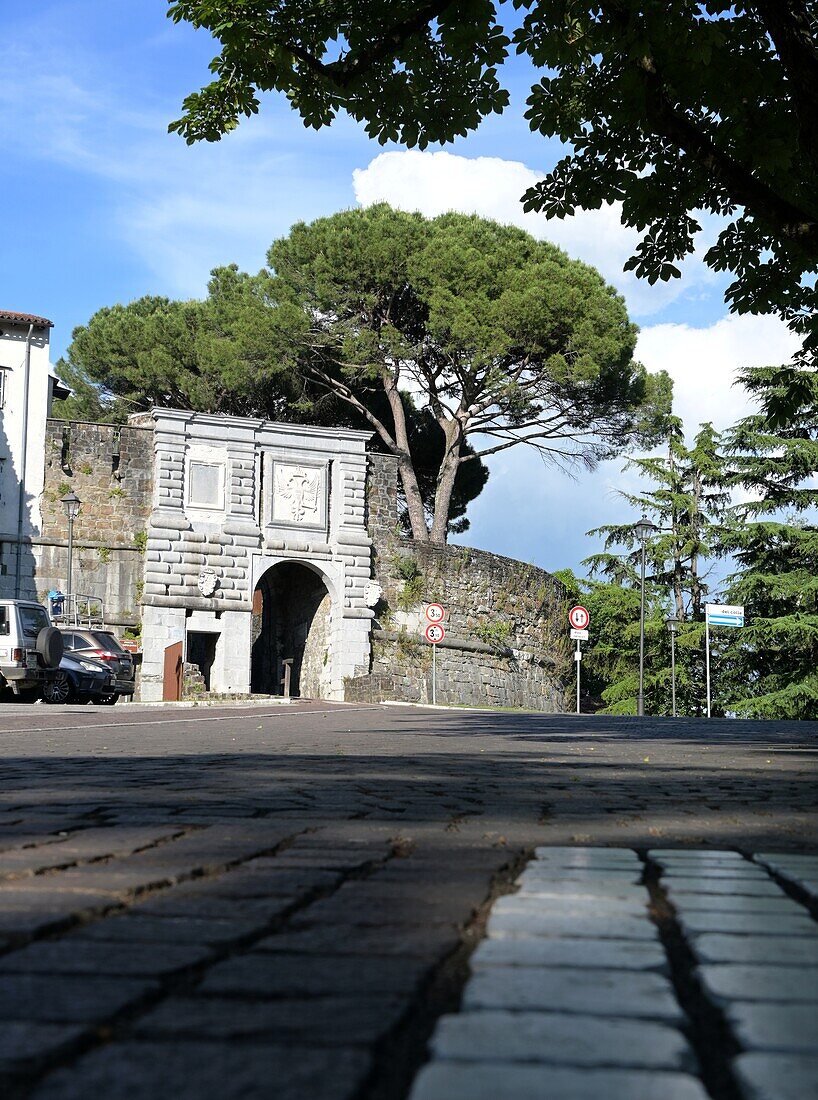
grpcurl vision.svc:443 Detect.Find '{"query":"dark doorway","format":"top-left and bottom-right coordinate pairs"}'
top-left (187, 631), bottom-right (218, 691)
top-left (250, 563), bottom-right (332, 697)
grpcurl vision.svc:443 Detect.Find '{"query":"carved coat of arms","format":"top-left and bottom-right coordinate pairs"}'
top-left (274, 465), bottom-right (321, 524)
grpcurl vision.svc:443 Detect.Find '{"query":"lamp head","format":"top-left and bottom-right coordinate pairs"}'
top-left (665, 615), bottom-right (680, 634)
top-left (61, 491), bottom-right (82, 521)
top-left (634, 515), bottom-right (658, 542)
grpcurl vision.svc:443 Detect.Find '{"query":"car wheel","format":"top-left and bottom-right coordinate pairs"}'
top-left (42, 673), bottom-right (74, 705)
top-left (92, 692), bottom-right (118, 706)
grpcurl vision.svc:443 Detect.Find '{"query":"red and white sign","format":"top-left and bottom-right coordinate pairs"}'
top-left (568, 605), bottom-right (590, 630)
top-left (425, 623), bottom-right (445, 644)
top-left (425, 603), bottom-right (446, 624)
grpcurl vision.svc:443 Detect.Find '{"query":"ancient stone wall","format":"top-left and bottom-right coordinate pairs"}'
top-left (28, 420), bottom-right (153, 627)
top-left (345, 452), bottom-right (571, 710)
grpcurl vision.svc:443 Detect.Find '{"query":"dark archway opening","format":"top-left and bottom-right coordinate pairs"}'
top-left (250, 562), bottom-right (332, 697)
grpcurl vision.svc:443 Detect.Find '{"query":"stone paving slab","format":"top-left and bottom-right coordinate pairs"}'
top-left (409, 1063), bottom-right (710, 1100)
top-left (492, 893), bottom-right (648, 916)
top-left (667, 893), bottom-right (806, 914)
top-left (198, 952), bottom-right (430, 998)
top-left (253, 923), bottom-right (460, 958)
top-left (133, 994), bottom-right (407, 1045)
top-left (697, 963), bottom-right (818, 1004)
top-left (462, 966), bottom-right (683, 1020)
top-left (470, 937), bottom-right (668, 972)
top-left (734, 1051), bottom-right (818, 1100)
top-left (691, 933), bottom-right (818, 965)
top-left (514, 875), bottom-right (645, 896)
top-left (726, 1002), bottom-right (818, 1054)
top-left (664, 877), bottom-right (787, 897)
top-left (430, 1010), bottom-right (695, 1070)
top-left (70, 912), bottom-right (263, 946)
top-left (677, 910), bottom-right (818, 936)
top-left (532, 847), bottom-right (642, 864)
top-left (487, 909), bottom-right (659, 940)
top-left (0, 1021), bottom-right (88, 1074)
top-left (29, 1041), bottom-right (372, 1100)
top-left (0, 938), bottom-right (212, 977)
top-left (0, 974), bottom-right (158, 1023)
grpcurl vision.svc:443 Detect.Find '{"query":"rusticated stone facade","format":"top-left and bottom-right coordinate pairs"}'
top-left (139, 409), bottom-right (373, 702)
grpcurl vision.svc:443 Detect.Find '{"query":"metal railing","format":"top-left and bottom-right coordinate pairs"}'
top-left (49, 592), bottom-right (106, 629)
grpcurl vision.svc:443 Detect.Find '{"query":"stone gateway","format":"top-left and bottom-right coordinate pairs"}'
top-left (27, 408), bottom-right (570, 709)
top-left (139, 410), bottom-right (373, 702)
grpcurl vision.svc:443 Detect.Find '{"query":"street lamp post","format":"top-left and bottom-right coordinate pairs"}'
top-left (665, 615), bottom-right (680, 717)
top-left (61, 491), bottom-right (82, 617)
top-left (633, 515), bottom-right (658, 717)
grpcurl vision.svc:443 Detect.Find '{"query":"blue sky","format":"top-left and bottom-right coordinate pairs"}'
top-left (1, 1), bottom-right (800, 589)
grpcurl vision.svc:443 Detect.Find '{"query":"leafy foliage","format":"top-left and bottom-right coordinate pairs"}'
top-left (717, 366), bottom-right (818, 719)
top-left (268, 204), bottom-right (670, 542)
top-left (168, 2), bottom-right (818, 414)
top-left (570, 418), bottom-right (730, 715)
top-left (56, 262), bottom-right (489, 536)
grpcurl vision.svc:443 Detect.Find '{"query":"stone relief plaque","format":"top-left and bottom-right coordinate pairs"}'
top-left (270, 461), bottom-right (327, 530)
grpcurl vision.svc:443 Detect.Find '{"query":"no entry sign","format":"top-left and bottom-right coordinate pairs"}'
top-left (425, 623), bottom-right (445, 644)
top-left (568, 605), bottom-right (590, 630)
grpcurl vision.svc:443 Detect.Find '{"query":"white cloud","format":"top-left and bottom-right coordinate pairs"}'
top-left (353, 150), bottom-right (721, 318)
top-left (461, 312), bottom-right (801, 573)
top-left (636, 313), bottom-right (802, 436)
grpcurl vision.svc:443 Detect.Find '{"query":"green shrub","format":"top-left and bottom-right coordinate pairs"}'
top-left (474, 620), bottom-right (512, 648)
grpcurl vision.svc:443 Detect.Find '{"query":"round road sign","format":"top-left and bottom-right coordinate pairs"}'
top-left (568, 605), bottom-right (590, 630)
top-left (425, 603), bottom-right (446, 623)
top-left (425, 623), bottom-right (445, 644)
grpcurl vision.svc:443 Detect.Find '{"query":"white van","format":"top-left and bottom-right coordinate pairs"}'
top-left (0, 600), bottom-right (64, 700)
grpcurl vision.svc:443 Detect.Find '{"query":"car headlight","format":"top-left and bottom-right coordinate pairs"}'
top-left (79, 661), bottom-right (103, 672)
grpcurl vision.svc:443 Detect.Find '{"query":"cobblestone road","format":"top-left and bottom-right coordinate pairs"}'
top-left (0, 701), bottom-right (815, 1099)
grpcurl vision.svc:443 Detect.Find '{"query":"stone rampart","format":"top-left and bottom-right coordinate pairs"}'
top-left (345, 453), bottom-right (571, 710)
top-left (30, 419), bottom-right (153, 626)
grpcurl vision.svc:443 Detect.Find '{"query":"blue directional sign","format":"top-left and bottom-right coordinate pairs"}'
top-left (706, 603), bottom-right (745, 628)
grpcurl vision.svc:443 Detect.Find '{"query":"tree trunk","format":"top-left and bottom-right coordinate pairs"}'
top-left (429, 419), bottom-right (463, 544)
top-left (382, 374), bottom-right (429, 541)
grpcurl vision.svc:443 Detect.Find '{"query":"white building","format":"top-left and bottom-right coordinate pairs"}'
top-left (0, 310), bottom-right (69, 599)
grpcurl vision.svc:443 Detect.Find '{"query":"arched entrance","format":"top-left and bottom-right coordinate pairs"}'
top-left (250, 562), bottom-right (333, 698)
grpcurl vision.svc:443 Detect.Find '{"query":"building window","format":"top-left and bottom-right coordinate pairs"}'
top-left (187, 461), bottom-right (224, 511)
top-left (0, 368), bottom-right (7, 409)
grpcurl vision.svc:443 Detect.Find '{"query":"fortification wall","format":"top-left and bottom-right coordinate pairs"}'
top-left (30, 420), bottom-right (153, 627)
top-left (345, 453), bottom-right (571, 710)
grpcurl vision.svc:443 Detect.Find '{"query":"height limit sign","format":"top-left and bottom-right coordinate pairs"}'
top-left (424, 604), bottom-right (446, 705)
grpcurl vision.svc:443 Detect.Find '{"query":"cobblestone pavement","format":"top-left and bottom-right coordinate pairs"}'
top-left (0, 701), bottom-right (815, 1099)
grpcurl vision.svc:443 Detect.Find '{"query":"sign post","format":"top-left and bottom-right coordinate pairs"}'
top-left (424, 605), bottom-right (446, 705)
top-left (568, 606), bottom-right (590, 715)
top-left (705, 604), bottom-right (745, 717)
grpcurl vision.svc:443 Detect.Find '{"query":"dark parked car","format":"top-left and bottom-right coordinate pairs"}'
top-left (58, 629), bottom-right (136, 705)
top-left (41, 653), bottom-right (115, 705)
